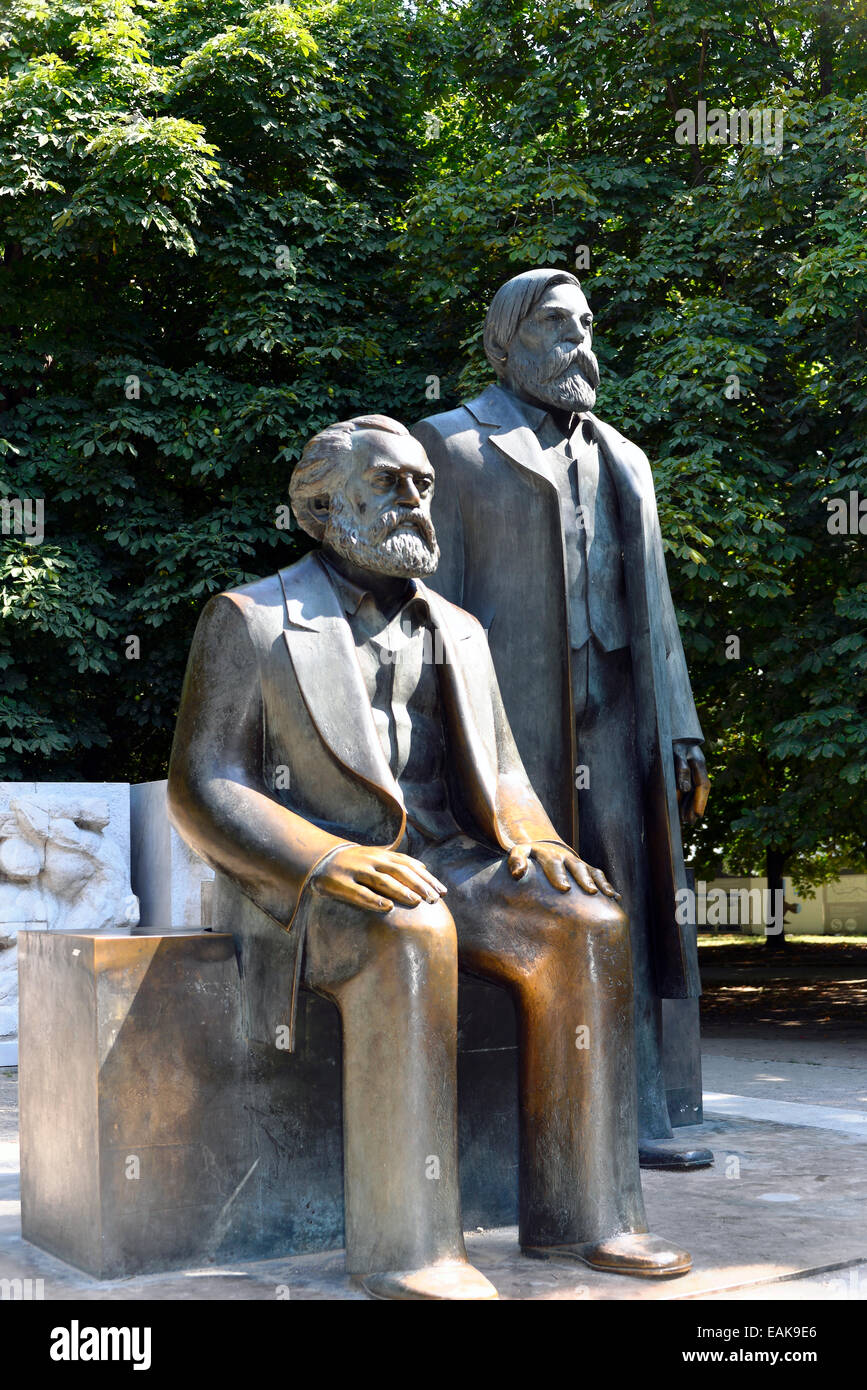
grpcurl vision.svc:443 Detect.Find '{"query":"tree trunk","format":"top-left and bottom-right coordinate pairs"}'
top-left (817, 6), bottom-right (834, 99)
top-left (765, 847), bottom-right (787, 951)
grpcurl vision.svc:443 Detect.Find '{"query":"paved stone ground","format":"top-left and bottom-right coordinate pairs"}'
top-left (1, 949), bottom-right (865, 1301)
top-left (702, 1041), bottom-right (867, 1111)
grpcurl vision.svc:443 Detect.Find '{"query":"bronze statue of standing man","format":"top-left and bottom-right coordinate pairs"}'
top-left (414, 269), bottom-right (713, 1169)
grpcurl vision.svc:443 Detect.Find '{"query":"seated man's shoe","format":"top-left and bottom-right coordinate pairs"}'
top-left (523, 1231), bottom-right (691, 1278)
top-left (639, 1138), bottom-right (714, 1170)
top-left (357, 1259), bottom-right (499, 1300)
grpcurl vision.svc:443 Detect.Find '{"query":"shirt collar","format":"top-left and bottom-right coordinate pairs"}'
top-left (498, 384), bottom-right (590, 441)
top-left (498, 385), bottom-right (548, 431)
top-left (319, 553), bottom-right (424, 619)
top-left (318, 553), bottom-right (370, 615)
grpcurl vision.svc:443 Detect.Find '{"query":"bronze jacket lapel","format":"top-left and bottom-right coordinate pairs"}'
top-left (278, 553), bottom-right (405, 820)
top-left (278, 552), bottom-right (514, 853)
top-left (466, 384), bottom-right (557, 490)
top-left (418, 584), bottom-right (513, 849)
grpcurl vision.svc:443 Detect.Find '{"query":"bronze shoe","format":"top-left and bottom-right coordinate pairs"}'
top-left (522, 1231), bottom-right (691, 1278)
top-left (639, 1138), bottom-right (714, 1169)
top-left (357, 1259), bottom-right (499, 1300)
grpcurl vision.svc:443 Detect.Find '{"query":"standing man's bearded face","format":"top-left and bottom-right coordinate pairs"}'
top-left (504, 283), bottom-right (600, 413)
top-left (323, 433), bottom-right (440, 579)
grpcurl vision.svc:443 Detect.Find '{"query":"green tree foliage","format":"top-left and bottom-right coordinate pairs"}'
top-left (1, 0), bottom-right (864, 891)
top-left (391, 0), bottom-right (867, 890)
top-left (0, 0), bottom-right (444, 779)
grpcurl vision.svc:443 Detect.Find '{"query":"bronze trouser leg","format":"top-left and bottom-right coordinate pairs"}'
top-left (302, 894), bottom-right (466, 1275)
top-left (423, 837), bottom-right (648, 1249)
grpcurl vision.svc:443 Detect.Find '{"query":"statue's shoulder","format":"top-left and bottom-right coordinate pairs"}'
top-left (589, 412), bottom-right (640, 451)
top-left (219, 570), bottom-right (284, 611)
top-left (414, 387), bottom-right (509, 477)
top-left (412, 403), bottom-right (479, 446)
top-left (210, 553), bottom-right (320, 630)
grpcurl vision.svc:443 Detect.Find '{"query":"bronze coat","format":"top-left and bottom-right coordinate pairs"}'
top-left (413, 384), bottom-right (703, 998)
top-left (167, 550), bottom-right (567, 1042)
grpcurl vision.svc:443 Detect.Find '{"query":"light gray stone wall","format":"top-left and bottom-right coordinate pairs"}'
top-left (130, 780), bottom-right (213, 930)
top-left (0, 782), bottom-right (139, 1060)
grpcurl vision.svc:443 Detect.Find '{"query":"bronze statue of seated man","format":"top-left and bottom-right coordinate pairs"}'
top-left (167, 414), bottom-right (691, 1300)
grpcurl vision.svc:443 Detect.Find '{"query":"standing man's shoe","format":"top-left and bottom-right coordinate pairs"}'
top-left (639, 1138), bottom-right (714, 1169)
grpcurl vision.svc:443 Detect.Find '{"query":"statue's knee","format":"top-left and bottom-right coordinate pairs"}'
top-left (368, 897), bottom-right (457, 960)
top-left (551, 890), bottom-right (629, 952)
top-left (585, 894), bottom-right (629, 935)
top-left (513, 885), bottom-right (627, 963)
top-left (309, 896), bottom-right (456, 998)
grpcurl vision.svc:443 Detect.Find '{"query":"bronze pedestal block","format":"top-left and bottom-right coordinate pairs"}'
top-left (18, 928), bottom-right (252, 1279)
top-left (662, 998), bottom-right (703, 1127)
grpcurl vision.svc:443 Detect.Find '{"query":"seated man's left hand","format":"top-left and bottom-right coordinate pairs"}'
top-left (507, 842), bottom-right (621, 899)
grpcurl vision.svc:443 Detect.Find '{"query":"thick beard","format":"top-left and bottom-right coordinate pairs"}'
top-left (323, 498), bottom-right (440, 578)
top-left (508, 341), bottom-right (599, 412)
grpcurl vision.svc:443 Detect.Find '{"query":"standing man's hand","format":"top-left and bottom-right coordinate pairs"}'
top-left (673, 740), bottom-right (709, 825)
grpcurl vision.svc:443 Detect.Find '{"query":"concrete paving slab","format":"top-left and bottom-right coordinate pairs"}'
top-left (705, 1092), bottom-right (867, 1137)
top-left (702, 1035), bottom-right (867, 1071)
top-left (702, 1051), bottom-right (867, 1111)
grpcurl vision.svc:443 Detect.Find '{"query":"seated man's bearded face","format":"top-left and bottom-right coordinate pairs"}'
top-left (324, 432), bottom-right (441, 579)
top-left (506, 282), bottom-right (600, 413)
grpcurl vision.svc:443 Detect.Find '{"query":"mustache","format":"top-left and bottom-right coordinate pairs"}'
top-left (544, 344), bottom-right (600, 391)
top-left (370, 508), bottom-right (437, 550)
